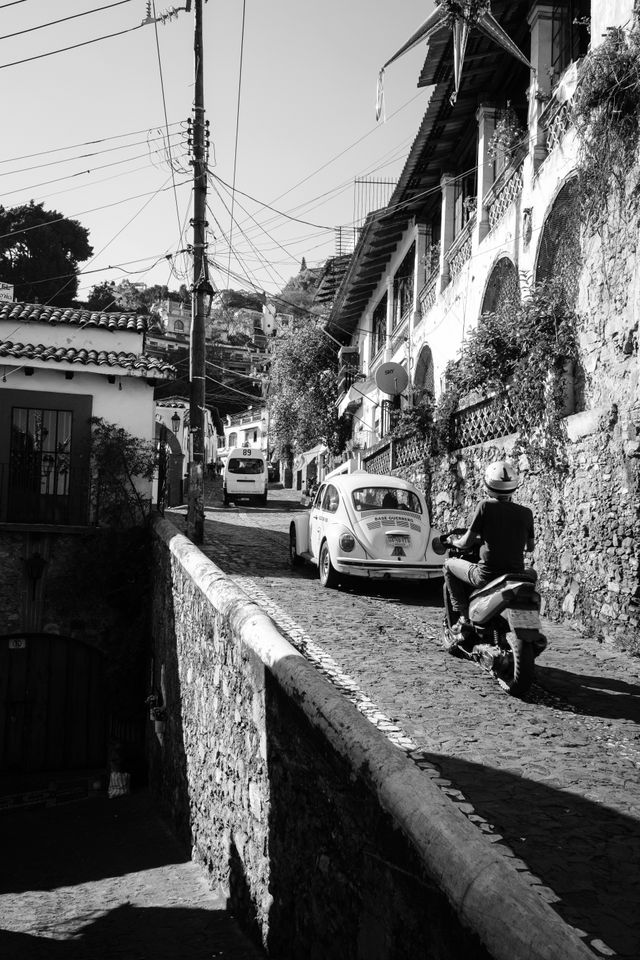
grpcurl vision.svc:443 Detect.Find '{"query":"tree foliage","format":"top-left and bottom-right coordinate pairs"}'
top-left (90, 417), bottom-right (157, 527)
top-left (0, 201), bottom-right (92, 305)
top-left (85, 280), bottom-right (172, 314)
top-left (267, 320), bottom-right (348, 455)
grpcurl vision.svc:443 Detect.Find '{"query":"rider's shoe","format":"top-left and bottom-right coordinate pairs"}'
top-left (454, 616), bottom-right (475, 650)
top-left (445, 616), bottom-right (475, 656)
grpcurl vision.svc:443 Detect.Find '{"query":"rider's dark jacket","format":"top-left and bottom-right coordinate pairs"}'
top-left (468, 498), bottom-right (534, 575)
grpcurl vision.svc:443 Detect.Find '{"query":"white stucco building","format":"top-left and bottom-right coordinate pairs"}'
top-left (0, 301), bottom-right (175, 525)
top-left (329, 0), bottom-right (626, 452)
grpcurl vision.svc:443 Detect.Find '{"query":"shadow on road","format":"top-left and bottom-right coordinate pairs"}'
top-left (0, 792), bottom-right (264, 959)
top-left (535, 665), bottom-right (640, 723)
top-left (423, 751), bottom-right (640, 958)
top-left (0, 904), bottom-right (260, 960)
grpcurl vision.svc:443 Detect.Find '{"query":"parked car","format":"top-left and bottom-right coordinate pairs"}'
top-left (289, 470), bottom-right (446, 588)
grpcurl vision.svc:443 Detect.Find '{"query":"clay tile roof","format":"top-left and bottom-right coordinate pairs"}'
top-left (0, 300), bottom-right (148, 333)
top-left (0, 338), bottom-right (176, 378)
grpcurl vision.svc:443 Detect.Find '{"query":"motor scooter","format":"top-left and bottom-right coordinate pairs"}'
top-left (439, 529), bottom-right (547, 697)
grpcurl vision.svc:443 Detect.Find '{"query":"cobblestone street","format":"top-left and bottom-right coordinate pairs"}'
top-left (0, 791), bottom-right (265, 959)
top-left (169, 486), bottom-right (640, 960)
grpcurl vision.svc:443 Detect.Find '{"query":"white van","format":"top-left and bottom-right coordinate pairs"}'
top-left (223, 445), bottom-right (268, 506)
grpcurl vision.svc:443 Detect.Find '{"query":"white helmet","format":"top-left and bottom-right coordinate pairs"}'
top-left (484, 460), bottom-right (519, 496)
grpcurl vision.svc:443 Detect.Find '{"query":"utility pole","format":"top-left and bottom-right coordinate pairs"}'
top-left (187, 0), bottom-right (211, 543)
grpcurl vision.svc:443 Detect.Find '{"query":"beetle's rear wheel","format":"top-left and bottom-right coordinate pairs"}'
top-left (318, 540), bottom-right (339, 588)
top-left (289, 524), bottom-right (302, 567)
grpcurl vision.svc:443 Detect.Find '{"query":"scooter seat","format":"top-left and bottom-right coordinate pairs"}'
top-left (469, 568), bottom-right (537, 601)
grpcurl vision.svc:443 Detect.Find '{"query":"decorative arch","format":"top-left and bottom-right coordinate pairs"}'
top-left (480, 256), bottom-right (520, 315)
top-left (535, 175), bottom-right (581, 307)
top-left (413, 344), bottom-right (434, 395)
top-left (155, 421), bottom-right (182, 456)
top-left (155, 422), bottom-right (184, 509)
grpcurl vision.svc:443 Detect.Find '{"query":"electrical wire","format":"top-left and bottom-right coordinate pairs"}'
top-left (207, 190), bottom-right (285, 290)
top-left (0, 21), bottom-right (147, 71)
top-left (151, 0), bottom-right (184, 243)
top-left (0, 180), bottom-right (191, 244)
top-left (0, 1), bottom-right (135, 42)
top-left (211, 178), bottom-right (295, 280)
top-left (0, 122), bottom-right (183, 167)
top-left (211, 173), bottom-right (332, 231)
top-left (45, 174), bottom-right (176, 305)
top-left (227, 0), bottom-right (247, 287)
top-left (0, 0), bottom-right (29, 8)
top-left (0, 130), bottom-right (183, 179)
top-left (0, 144), bottom-right (187, 200)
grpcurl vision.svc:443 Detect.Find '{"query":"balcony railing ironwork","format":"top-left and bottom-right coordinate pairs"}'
top-left (486, 159), bottom-right (524, 232)
top-left (338, 365), bottom-right (362, 396)
top-left (361, 431), bottom-right (429, 474)
top-left (418, 272), bottom-right (438, 318)
top-left (453, 392), bottom-right (519, 449)
top-left (447, 216), bottom-right (475, 280)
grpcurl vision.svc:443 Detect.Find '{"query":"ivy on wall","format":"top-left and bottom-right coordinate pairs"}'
top-left (392, 281), bottom-right (580, 470)
top-left (573, 25), bottom-right (640, 222)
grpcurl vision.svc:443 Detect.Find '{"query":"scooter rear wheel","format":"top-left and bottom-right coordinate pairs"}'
top-left (496, 632), bottom-right (535, 696)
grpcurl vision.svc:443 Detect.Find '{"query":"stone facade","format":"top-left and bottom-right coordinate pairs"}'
top-left (149, 516), bottom-right (593, 960)
top-left (394, 407), bottom-right (639, 653)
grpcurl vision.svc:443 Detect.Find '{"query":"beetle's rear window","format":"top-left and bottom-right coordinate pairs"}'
top-left (352, 487), bottom-right (422, 514)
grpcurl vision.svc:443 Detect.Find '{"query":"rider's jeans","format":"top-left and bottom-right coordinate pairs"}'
top-left (444, 559), bottom-right (496, 617)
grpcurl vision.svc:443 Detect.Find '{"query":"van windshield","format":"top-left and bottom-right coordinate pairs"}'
top-left (228, 458), bottom-right (264, 474)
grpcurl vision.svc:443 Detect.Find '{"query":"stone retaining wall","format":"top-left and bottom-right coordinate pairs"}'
top-left (395, 405), bottom-right (640, 654)
top-left (149, 516), bottom-right (594, 960)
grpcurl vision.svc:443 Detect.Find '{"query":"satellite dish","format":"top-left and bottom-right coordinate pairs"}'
top-left (375, 362), bottom-right (409, 396)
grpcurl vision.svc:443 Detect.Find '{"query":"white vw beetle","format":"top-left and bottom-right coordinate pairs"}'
top-left (289, 470), bottom-right (445, 588)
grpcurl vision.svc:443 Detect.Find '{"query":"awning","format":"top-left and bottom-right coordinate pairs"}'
top-left (337, 378), bottom-right (378, 419)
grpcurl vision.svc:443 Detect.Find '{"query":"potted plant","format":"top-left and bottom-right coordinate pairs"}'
top-left (489, 102), bottom-right (525, 166)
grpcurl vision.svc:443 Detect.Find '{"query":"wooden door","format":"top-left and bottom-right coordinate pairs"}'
top-left (0, 634), bottom-right (107, 775)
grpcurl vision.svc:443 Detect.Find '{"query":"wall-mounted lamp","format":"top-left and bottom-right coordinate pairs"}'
top-left (171, 411), bottom-right (181, 434)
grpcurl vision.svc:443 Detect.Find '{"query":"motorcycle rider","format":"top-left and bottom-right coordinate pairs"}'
top-left (444, 461), bottom-right (535, 652)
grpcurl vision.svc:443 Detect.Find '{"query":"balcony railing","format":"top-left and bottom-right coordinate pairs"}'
top-left (541, 99), bottom-right (572, 155)
top-left (452, 392), bottom-right (519, 449)
top-left (418, 272), bottom-right (438, 318)
top-left (338, 365), bottom-right (362, 396)
top-left (486, 158), bottom-right (524, 233)
top-left (447, 216), bottom-right (475, 280)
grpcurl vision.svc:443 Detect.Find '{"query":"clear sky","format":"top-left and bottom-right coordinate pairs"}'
top-left (1, 0), bottom-right (435, 302)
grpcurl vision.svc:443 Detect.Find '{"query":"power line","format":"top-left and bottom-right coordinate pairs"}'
top-left (227, 0), bottom-right (247, 287)
top-left (0, 0), bottom-right (29, 8)
top-left (0, 143), bottom-right (187, 201)
top-left (211, 178), bottom-right (294, 281)
top-left (211, 173), bottom-right (332, 231)
top-left (151, 0), bottom-right (184, 243)
top-left (0, 21), bottom-right (147, 71)
top-left (0, 180), bottom-right (191, 243)
top-left (0, 0), bottom-right (135, 42)
top-left (0, 122), bottom-right (183, 167)
top-left (0, 130), bottom-right (183, 179)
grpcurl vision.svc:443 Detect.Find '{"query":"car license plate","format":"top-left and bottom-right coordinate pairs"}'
top-left (387, 534), bottom-right (410, 545)
top-left (508, 608), bottom-right (540, 628)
